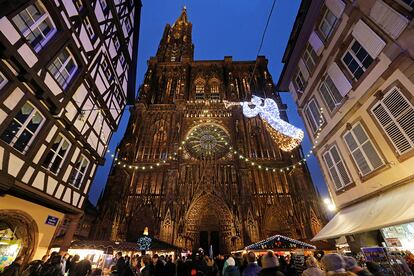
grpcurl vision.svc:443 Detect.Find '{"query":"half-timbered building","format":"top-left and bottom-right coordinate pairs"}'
top-left (0, 0), bottom-right (141, 263)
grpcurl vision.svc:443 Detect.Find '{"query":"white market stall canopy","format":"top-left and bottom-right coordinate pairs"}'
top-left (245, 234), bottom-right (316, 250)
top-left (312, 182), bottom-right (414, 241)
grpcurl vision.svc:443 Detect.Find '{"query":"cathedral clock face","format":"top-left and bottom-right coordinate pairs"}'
top-left (185, 124), bottom-right (230, 159)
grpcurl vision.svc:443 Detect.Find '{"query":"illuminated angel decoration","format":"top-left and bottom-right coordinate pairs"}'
top-left (225, 96), bottom-right (304, 152)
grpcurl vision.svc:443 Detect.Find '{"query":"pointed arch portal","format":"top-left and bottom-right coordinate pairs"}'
top-left (184, 193), bottom-right (236, 253)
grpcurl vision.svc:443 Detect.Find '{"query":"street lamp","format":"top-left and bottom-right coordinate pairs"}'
top-left (323, 198), bottom-right (336, 212)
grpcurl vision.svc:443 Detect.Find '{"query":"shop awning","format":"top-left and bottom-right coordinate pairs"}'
top-left (312, 182), bottom-right (414, 241)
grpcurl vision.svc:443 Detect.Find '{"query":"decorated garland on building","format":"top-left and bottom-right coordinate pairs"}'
top-left (108, 106), bottom-right (324, 173)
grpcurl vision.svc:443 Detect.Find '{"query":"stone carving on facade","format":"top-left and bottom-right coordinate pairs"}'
top-left (93, 8), bottom-right (325, 252)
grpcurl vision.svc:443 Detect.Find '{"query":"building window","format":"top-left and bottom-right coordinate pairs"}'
top-left (125, 20), bottom-right (131, 32)
top-left (69, 154), bottom-right (89, 188)
top-left (395, 0), bottom-right (414, 10)
top-left (0, 71), bottom-right (8, 90)
top-left (371, 87), bottom-right (414, 155)
top-left (303, 43), bottom-right (318, 73)
top-left (318, 8), bottom-right (337, 40)
top-left (113, 88), bottom-right (124, 105)
top-left (101, 58), bottom-right (113, 81)
top-left (42, 134), bottom-right (71, 174)
top-left (99, 0), bottom-right (108, 11)
top-left (343, 122), bottom-right (384, 176)
top-left (319, 75), bottom-right (343, 112)
top-left (304, 98), bottom-right (323, 133)
top-left (323, 145), bottom-right (352, 190)
top-left (119, 54), bottom-right (126, 67)
top-left (12, 1), bottom-right (56, 52)
top-left (74, 0), bottom-right (83, 11)
top-left (195, 79), bottom-right (205, 100)
top-left (209, 80), bottom-right (220, 100)
top-left (114, 37), bottom-right (120, 50)
top-left (1, 102), bottom-right (45, 153)
top-left (84, 17), bottom-right (95, 40)
top-left (294, 71), bottom-right (306, 92)
top-left (342, 40), bottom-right (374, 81)
top-left (47, 48), bottom-right (78, 89)
top-left (210, 85), bottom-right (220, 99)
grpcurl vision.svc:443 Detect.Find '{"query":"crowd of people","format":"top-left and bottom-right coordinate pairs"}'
top-left (1, 249), bottom-right (414, 276)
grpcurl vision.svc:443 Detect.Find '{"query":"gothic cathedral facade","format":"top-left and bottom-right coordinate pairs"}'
top-left (94, 8), bottom-right (324, 253)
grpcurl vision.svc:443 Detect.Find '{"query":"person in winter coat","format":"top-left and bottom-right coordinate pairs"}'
top-left (2, 256), bottom-right (23, 276)
top-left (365, 262), bottom-right (385, 276)
top-left (40, 254), bottom-right (64, 276)
top-left (242, 252), bottom-right (261, 276)
top-left (204, 256), bottom-right (219, 276)
top-left (259, 251), bottom-right (284, 276)
top-left (68, 255), bottom-right (80, 276)
top-left (320, 254), bottom-right (357, 276)
top-left (115, 252), bottom-right (127, 276)
top-left (223, 257), bottom-right (241, 276)
top-left (344, 257), bottom-right (373, 276)
top-left (140, 255), bottom-right (152, 276)
top-left (71, 258), bottom-right (92, 276)
top-left (21, 260), bottom-right (44, 276)
top-left (302, 256), bottom-right (323, 276)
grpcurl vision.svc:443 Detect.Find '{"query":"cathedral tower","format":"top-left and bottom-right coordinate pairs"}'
top-left (94, 9), bottom-right (325, 253)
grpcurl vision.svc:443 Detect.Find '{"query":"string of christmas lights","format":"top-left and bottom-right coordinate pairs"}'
top-left (108, 108), bottom-right (325, 173)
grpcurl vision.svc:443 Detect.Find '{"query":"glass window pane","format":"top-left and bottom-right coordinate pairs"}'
top-left (354, 67), bottom-right (364, 80)
top-left (342, 53), bottom-right (353, 66)
top-left (13, 130), bottom-right (33, 152)
top-left (362, 55), bottom-right (373, 69)
top-left (51, 136), bottom-right (62, 151)
top-left (351, 41), bottom-right (361, 54)
top-left (50, 156), bottom-right (63, 173)
top-left (1, 121), bottom-right (21, 144)
top-left (43, 151), bottom-right (54, 168)
top-left (348, 60), bottom-right (360, 75)
top-left (26, 112), bottom-right (43, 132)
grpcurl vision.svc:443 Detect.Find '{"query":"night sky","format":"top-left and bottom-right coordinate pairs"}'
top-left (89, 0), bottom-right (329, 205)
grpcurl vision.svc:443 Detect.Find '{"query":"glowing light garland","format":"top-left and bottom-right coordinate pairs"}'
top-left (109, 108), bottom-right (324, 174)
top-left (137, 236), bottom-right (152, 250)
top-left (225, 96), bottom-right (304, 151)
top-left (245, 234), bottom-right (316, 250)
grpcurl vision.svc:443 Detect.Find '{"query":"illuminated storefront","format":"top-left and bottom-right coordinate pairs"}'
top-left (0, 195), bottom-right (64, 269)
top-left (381, 222), bottom-right (414, 251)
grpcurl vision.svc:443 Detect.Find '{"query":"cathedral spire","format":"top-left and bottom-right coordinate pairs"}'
top-left (156, 7), bottom-right (194, 62)
top-left (173, 6), bottom-right (189, 26)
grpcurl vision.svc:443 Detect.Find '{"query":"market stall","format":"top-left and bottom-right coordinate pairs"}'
top-left (242, 234), bottom-right (316, 252)
top-left (68, 236), bottom-right (181, 273)
top-left (234, 234), bottom-right (317, 274)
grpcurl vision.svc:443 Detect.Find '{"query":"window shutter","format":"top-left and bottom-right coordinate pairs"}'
top-left (330, 146), bottom-right (352, 186)
top-left (323, 151), bottom-right (344, 190)
top-left (370, 1), bottom-right (409, 39)
top-left (323, 145), bottom-right (352, 190)
top-left (309, 31), bottom-right (324, 56)
top-left (325, 0), bottom-right (345, 18)
top-left (344, 123), bottom-right (384, 176)
top-left (352, 20), bottom-right (386, 59)
top-left (327, 62), bottom-right (352, 96)
top-left (305, 105), bottom-right (318, 133)
top-left (289, 82), bottom-right (297, 95)
top-left (298, 58), bottom-right (310, 80)
top-left (371, 88), bottom-right (414, 154)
